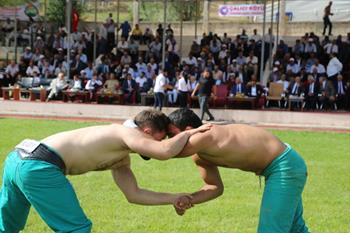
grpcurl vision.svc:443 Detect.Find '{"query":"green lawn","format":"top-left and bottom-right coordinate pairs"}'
top-left (0, 118), bottom-right (349, 233)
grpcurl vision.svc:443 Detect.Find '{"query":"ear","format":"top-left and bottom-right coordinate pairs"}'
top-left (185, 126), bottom-right (194, 131)
top-left (143, 127), bottom-right (152, 135)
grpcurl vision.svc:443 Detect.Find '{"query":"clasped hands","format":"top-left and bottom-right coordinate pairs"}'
top-left (173, 195), bottom-right (193, 216)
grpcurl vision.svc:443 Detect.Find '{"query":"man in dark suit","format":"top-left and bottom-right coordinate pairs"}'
top-left (287, 76), bottom-right (304, 110)
top-left (230, 77), bottom-right (246, 96)
top-left (246, 75), bottom-right (264, 108)
top-left (287, 76), bottom-right (304, 97)
top-left (122, 73), bottom-right (137, 103)
top-left (335, 74), bottom-right (347, 109)
top-left (318, 76), bottom-right (336, 110)
top-left (304, 75), bottom-right (319, 110)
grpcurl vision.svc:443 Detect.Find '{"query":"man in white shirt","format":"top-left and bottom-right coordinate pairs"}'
top-left (250, 29), bottom-right (262, 42)
top-left (135, 57), bottom-right (148, 77)
top-left (310, 59), bottom-right (326, 76)
top-left (286, 58), bottom-right (300, 75)
top-left (153, 70), bottom-right (167, 111)
top-left (177, 73), bottom-right (189, 108)
top-left (327, 53), bottom-right (343, 81)
top-left (47, 72), bottom-right (68, 101)
top-left (304, 39), bottom-right (317, 54)
top-left (5, 60), bottom-right (19, 79)
top-left (324, 40), bottom-right (338, 54)
top-left (26, 61), bottom-right (40, 77)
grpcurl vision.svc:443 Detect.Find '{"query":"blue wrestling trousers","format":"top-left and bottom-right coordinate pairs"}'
top-left (258, 144), bottom-right (309, 233)
top-left (0, 141), bottom-right (92, 233)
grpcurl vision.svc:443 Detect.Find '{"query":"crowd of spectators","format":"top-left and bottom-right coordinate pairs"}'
top-left (0, 15), bottom-right (349, 111)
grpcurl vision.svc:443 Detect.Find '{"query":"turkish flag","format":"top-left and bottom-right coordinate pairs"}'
top-left (72, 9), bottom-right (79, 32)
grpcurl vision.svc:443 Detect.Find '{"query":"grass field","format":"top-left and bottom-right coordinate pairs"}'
top-left (0, 118), bottom-right (349, 233)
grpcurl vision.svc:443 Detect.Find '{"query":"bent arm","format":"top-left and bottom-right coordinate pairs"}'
top-left (111, 157), bottom-right (182, 205)
top-left (189, 155), bottom-right (224, 204)
top-left (123, 125), bottom-right (211, 160)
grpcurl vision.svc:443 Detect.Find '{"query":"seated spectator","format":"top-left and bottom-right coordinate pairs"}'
top-left (236, 51), bottom-right (247, 67)
top-left (324, 39), bottom-right (338, 55)
top-left (148, 37), bottom-right (162, 60)
top-left (318, 76), bottom-right (336, 110)
top-left (277, 40), bottom-right (289, 55)
top-left (213, 65), bottom-right (224, 85)
top-left (335, 74), bottom-right (347, 109)
top-left (2, 18), bottom-right (14, 34)
top-left (122, 73), bottom-right (137, 103)
top-left (117, 36), bottom-right (129, 52)
top-left (83, 62), bottom-right (94, 80)
top-left (304, 75), bottom-right (319, 110)
top-left (304, 38), bottom-right (317, 54)
top-left (190, 40), bottom-right (201, 58)
top-left (22, 47), bottom-right (33, 64)
top-left (128, 38), bottom-right (139, 63)
top-left (31, 71), bottom-right (42, 87)
top-left (143, 27), bottom-right (154, 45)
top-left (246, 75), bottom-right (263, 98)
top-left (131, 24), bottom-right (143, 42)
top-left (120, 51), bottom-right (132, 66)
top-left (99, 73), bottom-right (121, 95)
top-left (276, 74), bottom-right (290, 93)
top-left (5, 60), bottom-right (19, 85)
top-left (230, 77), bottom-right (245, 97)
top-left (85, 74), bottom-right (103, 101)
top-left (47, 72), bottom-right (68, 101)
top-left (270, 67), bottom-right (280, 83)
top-left (26, 60), bottom-right (40, 77)
top-left (69, 74), bottom-right (83, 92)
top-left (187, 75), bottom-right (198, 93)
top-left (183, 53), bottom-right (198, 67)
top-left (286, 58), bottom-right (300, 75)
top-left (293, 39), bottom-right (304, 55)
top-left (287, 76), bottom-right (304, 97)
top-left (135, 57), bottom-right (147, 77)
top-left (310, 59), bottom-right (326, 77)
top-left (135, 72), bottom-right (150, 93)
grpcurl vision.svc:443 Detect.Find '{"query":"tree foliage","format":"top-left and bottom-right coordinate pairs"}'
top-left (47, 0), bottom-right (84, 26)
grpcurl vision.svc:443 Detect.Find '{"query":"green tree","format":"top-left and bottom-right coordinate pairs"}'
top-left (0, 0), bottom-right (28, 7)
top-left (47, 0), bottom-right (83, 27)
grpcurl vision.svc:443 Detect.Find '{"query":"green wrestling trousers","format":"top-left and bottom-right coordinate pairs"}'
top-left (258, 144), bottom-right (309, 233)
top-left (0, 151), bottom-right (92, 233)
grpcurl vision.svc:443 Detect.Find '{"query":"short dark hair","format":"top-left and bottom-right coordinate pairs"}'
top-left (134, 109), bottom-right (170, 132)
top-left (168, 109), bottom-right (202, 130)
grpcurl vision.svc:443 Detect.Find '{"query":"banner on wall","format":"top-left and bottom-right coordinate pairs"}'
top-left (218, 4), bottom-right (264, 17)
top-left (0, 1), bottom-right (40, 21)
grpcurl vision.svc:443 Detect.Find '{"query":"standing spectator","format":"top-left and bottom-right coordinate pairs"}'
top-left (153, 70), bottom-right (167, 111)
top-left (119, 21), bottom-right (131, 40)
top-left (327, 53), bottom-right (343, 82)
top-left (192, 69), bottom-right (215, 121)
top-left (250, 29), bottom-right (262, 42)
top-left (106, 13), bottom-right (116, 49)
top-left (322, 1), bottom-right (333, 36)
top-left (177, 73), bottom-right (189, 108)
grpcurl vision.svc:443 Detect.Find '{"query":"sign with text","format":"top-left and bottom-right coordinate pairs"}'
top-left (0, 2), bottom-right (40, 21)
top-left (218, 4), bottom-right (264, 17)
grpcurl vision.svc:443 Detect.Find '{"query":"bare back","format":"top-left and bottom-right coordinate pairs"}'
top-left (41, 124), bottom-right (131, 175)
top-left (181, 124), bottom-right (286, 174)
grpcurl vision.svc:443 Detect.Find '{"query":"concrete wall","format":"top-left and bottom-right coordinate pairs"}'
top-left (1, 100), bottom-right (349, 130)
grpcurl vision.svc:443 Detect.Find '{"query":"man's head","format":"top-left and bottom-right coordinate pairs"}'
top-left (133, 109), bottom-right (170, 141)
top-left (167, 109), bottom-right (202, 137)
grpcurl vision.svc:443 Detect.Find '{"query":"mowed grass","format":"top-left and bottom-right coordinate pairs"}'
top-left (0, 118), bottom-right (349, 233)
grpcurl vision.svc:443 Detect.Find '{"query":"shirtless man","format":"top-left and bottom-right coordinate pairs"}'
top-left (0, 110), bottom-right (210, 233)
top-left (167, 109), bottom-right (309, 233)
